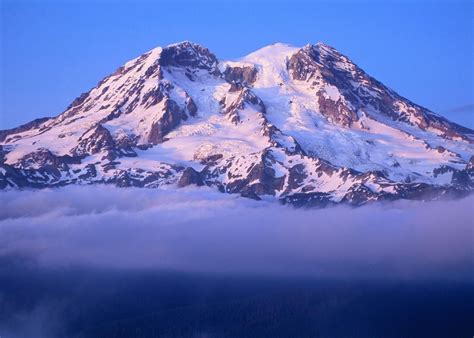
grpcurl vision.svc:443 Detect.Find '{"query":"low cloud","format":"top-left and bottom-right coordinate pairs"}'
top-left (0, 185), bottom-right (472, 280)
top-left (445, 103), bottom-right (474, 114)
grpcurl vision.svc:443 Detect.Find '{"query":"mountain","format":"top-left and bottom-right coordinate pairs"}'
top-left (1, 41), bottom-right (473, 206)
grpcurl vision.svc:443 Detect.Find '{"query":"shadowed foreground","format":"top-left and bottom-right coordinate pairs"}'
top-left (0, 261), bottom-right (473, 338)
top-left (1, 189), bottom-right (473, 337)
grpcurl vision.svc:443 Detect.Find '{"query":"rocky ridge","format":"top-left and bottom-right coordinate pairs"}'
top-left (1, 41), bottom-right (473, 206)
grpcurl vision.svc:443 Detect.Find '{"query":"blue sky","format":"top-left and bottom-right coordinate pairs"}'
top-left (1, 0), bottom-right (473, 129)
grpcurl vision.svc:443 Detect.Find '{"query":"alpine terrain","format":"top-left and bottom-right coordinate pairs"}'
top-left (1, 41), bottom-right (473, 206)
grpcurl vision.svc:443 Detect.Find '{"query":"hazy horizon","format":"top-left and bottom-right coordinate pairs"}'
top-left (1, 185), bottom-right (472, 280)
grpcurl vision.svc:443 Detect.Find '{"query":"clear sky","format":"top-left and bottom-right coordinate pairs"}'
top-left (1, 0), bottom-right (473, 129)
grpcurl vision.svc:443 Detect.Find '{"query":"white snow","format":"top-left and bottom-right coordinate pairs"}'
top-left (2, 41), bottom-right (473, 197)
top-left (324, 84), bottom-right (341, 101)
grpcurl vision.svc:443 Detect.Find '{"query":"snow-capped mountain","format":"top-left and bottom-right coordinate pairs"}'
top-left (1, 41), bottom-right (473, 205)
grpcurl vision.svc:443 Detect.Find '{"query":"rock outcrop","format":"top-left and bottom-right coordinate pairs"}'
top-left (1, 41), bottom-right (473, 207)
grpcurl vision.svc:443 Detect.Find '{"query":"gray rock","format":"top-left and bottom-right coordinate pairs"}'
top-left (178, 167), bottom-right (204, 187)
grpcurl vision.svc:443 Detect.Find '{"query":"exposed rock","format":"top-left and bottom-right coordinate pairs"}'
top-left (451, 170), bottom-right (472, 189)
top-left (466, 156), bottom-right (474, 170)
top-left (72, 124), bottom-right (116, 157)
top-left (185, 96), bottom-right (198, 116)
top-left (107, 167), bottom-right (178, 188)
top-left (450, 157), bottom-right (474, 189)
top-left (341, 183), bottom-right (378, 205)
top-left (198, 153), bottom-right (223, 165)
top-left (144, 61), bottom-right (162, 79)
top-left (178, 167), bottom-right (204, 187)
top-left (223, 65), bottom-right (258, 91)
top-left (287, 47), bottom-right (319, 82)
top-left (392, 183), bottom-right (469, 201)
top-left (142, 82), bottom-right (171, 108)
top-left (285, 163), bottom-right (307, 191)
top-left (223, 150), bottom-right (285, 197)
top-left (159, 41), bottom-right (218, 73)
top-left (78, 164), bottom-right (97, 180)
top-left (224, 88), bottom-right (266, 124)
top-left (280, 192), bottom-right (335, 208)
top-left (1, 40), bottom-right (473, 207)
top-left (288, 43), bottom-right (474, 140)
top-left (16, 148), bottom-right (79, 171)
top-left (148, 99), bottom-right (188, 144)
top-left (0, 163), bottom-right (29, 189)
top-left (433, 165), bottom-right (456, 178)
top-left (67, 92), bottom-right (89, 110)
top-left (317, 94), bottom-right (357, 127)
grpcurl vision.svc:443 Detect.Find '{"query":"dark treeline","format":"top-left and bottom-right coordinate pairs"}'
top-left (1, 260), bottom-right (473, 338)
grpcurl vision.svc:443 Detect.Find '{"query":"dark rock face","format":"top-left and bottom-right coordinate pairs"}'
top-left (288, 43), bottom-right (474, 140)
top-left (198, 153), bottom-right (223, 165)
top-left (185, 96), bottom-right (198, 117)
top-left (142, 85), bottom-right (166, 108)
top-left (223, 65), bottom-right (258, 91)
top-left (224, 89), bottom-right (266, 124)
top-left (0, 163), bottom-right (29, 189)
top-left (392, 183), bottom-right (469, 201)
top-left (221, 150), bottom-right (285, 197)
top-left (144, 61), bottom-right (162, 79)
top-left (0, 163), bottom-right (62, 189)
top-left (465, 156), bottom-right (474, 170)
top-left (16, 148), bottom-right (79, 171)
top-left (67, 92), bottom-right (89, 111)
top-left (148, 99), bottom-right (188, 144)
top-left (433, 165), bottom-right (456, 178)
top-left (141, 82), bottom-right (196, 144)
top-left (287, 45), bottom-right (360, 127)
top-left (142, 81), bottom-right (174, 109)
top-left (0, 117), bottom-right (51, 142)
top-left (78, 164), bottom-right (98, 180)
top-left (72, 124), bottom-right (115, 157)
top-left (285, 163), bottom-right (307, 192)
top-left (178, 167), bottom-right (204, 187)
top-left (243, 162), bottom-right (285, 196)
top-left (0, 146), bottom-right (6, 163)
top-left (287, 47), bottom-right (318, 82)
top-left (341, 184), bottom-right (378, 205)
top-left (159, 41), bottom-right (218, 72)
top-left (451, 170), bottom-right (472, 189)
top-left (281, 192), bottom-right (334, 208)
top-left (449, 156), bottom-right (474, 189)
top-left (100, 109), bottom-right (121, 123)
top-left (0, 148), bottom-right (85, 188)
top-left (114, 134), bottom-right (138, 157)
top-left (106, 167), bottom-right (179, 188)
top-left (317, 94), bottom-right (357, 127)
top-left (71, 124), bottom-right (138, 159)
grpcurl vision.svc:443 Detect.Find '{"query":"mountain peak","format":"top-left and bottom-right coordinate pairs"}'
top-left (164, 40), bottom-right (206, 51)
top-left (160, 41), bottom-right (218, 71)
top-left (314, 41), bottom-right (337, 50)
top-left (1, 40), bottom-right (473, 206)
top-left (243, 43), bottom-right (298, 61)
top-left (166, 40), bottom-right (195, 47)
top-left (299, 42), bottom-right (345, 61)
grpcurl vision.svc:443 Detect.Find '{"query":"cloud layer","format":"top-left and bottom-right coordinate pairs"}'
top-left (1, 186), bottom-right (472, 280)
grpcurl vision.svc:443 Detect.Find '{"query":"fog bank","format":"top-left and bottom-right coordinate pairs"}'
top-left (1, 186), bottom-right (472, 280)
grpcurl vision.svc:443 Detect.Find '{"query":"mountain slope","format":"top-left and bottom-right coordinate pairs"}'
top-left (1, 41), bottom-right (473, 205)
